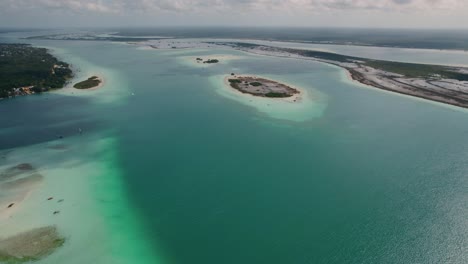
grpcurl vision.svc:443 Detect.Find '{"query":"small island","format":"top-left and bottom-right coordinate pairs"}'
top-left (73, 76), bottom-right (102, 89)
top-left (227, 75), bottom-right (299, 98)
top-left (195, 57), bottom-right (219, 64)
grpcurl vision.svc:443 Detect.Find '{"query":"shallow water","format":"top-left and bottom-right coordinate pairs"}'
top-left (0, 34), bottom-right (467, 264)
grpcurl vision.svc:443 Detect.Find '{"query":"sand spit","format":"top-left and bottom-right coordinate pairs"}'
top-left (0, 226), bottom-right (65, 263)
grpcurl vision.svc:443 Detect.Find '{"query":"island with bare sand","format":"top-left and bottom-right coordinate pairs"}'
top-left (73, 76), bottom-right (103, 89)
top-left (216, 42), bottom-right (468, 109)
top-left (226, 75), bottom-right (300, 99)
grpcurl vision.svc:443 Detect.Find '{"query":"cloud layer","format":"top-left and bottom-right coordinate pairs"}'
top-left (1, 0), bottom-right (465, 14)
top-left (1, 0), bottom-right (466, 28)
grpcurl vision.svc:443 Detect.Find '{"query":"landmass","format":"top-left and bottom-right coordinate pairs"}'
top-left (73, 76), bottom-right (102, 89)
top-left (216, 42), bottom-right (468, 108)
top-left (227, 75), bottom-right (299, 98)
top-left (0, 44), bottom-right (72, 98)
top-left (26, 33), bottom-right (166, 42)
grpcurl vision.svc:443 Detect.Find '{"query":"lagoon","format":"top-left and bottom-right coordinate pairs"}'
top-left (0, 32), bottom-right (467, 264)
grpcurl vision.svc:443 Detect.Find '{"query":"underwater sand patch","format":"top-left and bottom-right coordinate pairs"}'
top-left (0, 226), bottom-right (65, 263)
top-left (48, 144), bottom-right (68, 150)
top-left (0, 166), bottom-right (44, 217)
top-left (0, 163), bottom-right (35, 181)
top-left (0, 174), bottom-right (44, 191)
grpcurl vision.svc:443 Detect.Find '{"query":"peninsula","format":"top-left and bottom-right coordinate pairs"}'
top-left (227, 75), bottom-right (299, 98)
top-left (215, 42), bottom-right (468, 108)
top-left (0, 44), bottom-right (72, 98)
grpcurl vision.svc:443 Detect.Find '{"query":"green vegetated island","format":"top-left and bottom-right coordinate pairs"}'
top-left (228, 75), bottom-right (299, 98)
top-left (0, 44), bottom-right (72, 98)
top-left (73, 76), bottom-right (102, 89)
top-left (216, 42), bottom-right (468, 108)
top-left (195, 57), bottom-right (219, 64)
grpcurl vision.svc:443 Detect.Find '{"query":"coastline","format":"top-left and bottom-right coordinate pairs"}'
top-left (341, 68), bottom-right (468, 113)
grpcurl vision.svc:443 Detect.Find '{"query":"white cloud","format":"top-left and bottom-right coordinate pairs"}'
top-left (1, 0), bottom-right (118, 13)
top-left (1, 0), bottom-right (465, 14)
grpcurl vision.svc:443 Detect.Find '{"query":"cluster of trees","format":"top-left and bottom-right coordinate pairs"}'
top-left (73, 76), bottom-right (101, 89)
top-left (203, 59), bottom-right (219, 64)
top-left (0, 44), bottom-right (72, 98)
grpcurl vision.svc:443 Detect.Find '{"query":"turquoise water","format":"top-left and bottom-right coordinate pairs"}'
top-left (1, 35), bottom-right (467, 263)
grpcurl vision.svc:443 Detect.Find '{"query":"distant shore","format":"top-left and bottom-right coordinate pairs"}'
top-left (217, 42), bottom-right (468, 109)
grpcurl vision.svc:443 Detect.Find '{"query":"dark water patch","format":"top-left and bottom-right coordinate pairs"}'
top-left (0, 93), bottom-right (102, 150)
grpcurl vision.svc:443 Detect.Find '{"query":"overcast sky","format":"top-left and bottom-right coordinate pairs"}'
top-left (0, 0), bottom-right (467, 28)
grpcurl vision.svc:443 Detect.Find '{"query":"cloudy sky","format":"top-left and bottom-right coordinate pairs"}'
top-left (0, 0), bottom-right (467, 28)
